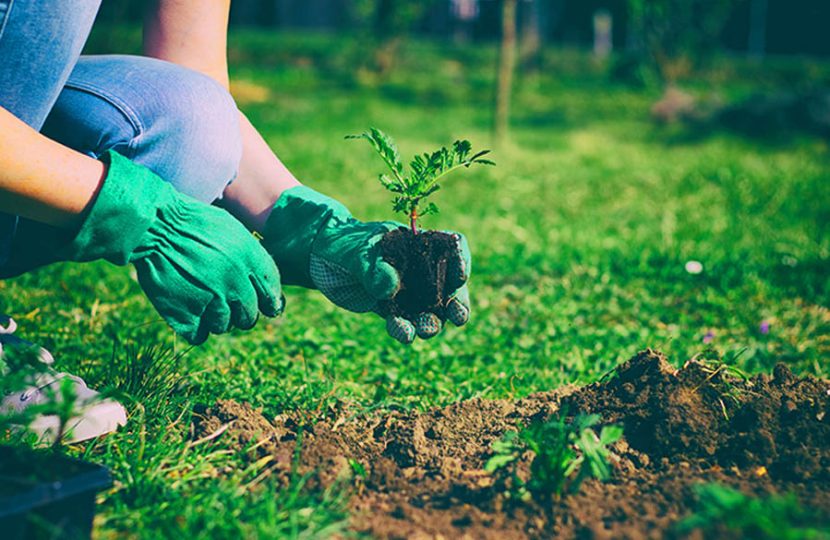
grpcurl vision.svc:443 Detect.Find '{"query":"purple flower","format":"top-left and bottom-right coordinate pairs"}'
top-left (760, 320), bottom-right (770, 335)
top-left (703, 330), bottom-right (715, 344)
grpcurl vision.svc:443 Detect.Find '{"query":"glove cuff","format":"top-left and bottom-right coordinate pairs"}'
top-left (261, 185), bottom-right (352, 287)
top-left (64, 150), bottom-right (174, 265)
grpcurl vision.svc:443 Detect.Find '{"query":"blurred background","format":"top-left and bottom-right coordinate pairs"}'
top-left (98, 0), bottom-right (830, 58)
top-left (89, 0), bottom-right (830, 143)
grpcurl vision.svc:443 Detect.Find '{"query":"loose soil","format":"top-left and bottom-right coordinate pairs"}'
top-left (378, 228), bottom-right (460, 319)
top-left (192, 350), bottom-right (830, 539)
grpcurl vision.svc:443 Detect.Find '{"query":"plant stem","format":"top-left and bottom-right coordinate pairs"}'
top-left (409, 208), bottom-right (418, 234)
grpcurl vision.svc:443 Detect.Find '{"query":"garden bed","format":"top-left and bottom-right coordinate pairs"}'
top-left (192, 350), bottom-right (830, 538)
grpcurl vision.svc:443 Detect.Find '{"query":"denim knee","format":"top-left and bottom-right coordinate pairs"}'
top-left (42, 55), bottom-right (243, 203)
top-left (0, 0), bottom-right (101, 129)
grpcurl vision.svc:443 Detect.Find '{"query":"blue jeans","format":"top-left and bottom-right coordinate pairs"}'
top-left (0, 0), bottom-right (243, 270)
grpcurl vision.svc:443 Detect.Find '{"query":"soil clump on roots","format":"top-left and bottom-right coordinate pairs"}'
top-left (378, 229), bottom-right (460, 319)
top-left (192, 350), bottom-right (830, 539)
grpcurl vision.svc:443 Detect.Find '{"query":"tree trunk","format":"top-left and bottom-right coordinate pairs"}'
top-left (593, 9), bottom-right (613, 59)
top-left (520, 0), bottom-right (542, 70)
top-left (494, 0), bottom-right (517, 145)
top-left (747, 0), bottom-right (768, 60)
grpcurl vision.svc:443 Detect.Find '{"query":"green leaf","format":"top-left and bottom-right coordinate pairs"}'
top-left (599, 425), bottom-right (624, 445)
top-left (349, 128), bottom-right (494, 219)
top-left (485, 452), bottom-right (518, 473)
top-left (421, 202), bottom-right (439, 216)
top-left (485, 431), bottom-right (521, 472)
top-left (349, 127), bottom-right (405, 180)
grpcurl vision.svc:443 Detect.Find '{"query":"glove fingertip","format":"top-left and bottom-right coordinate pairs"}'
top-left (182, 325), bottom-right (208, 346)
top-left (415, 312), bottom-right (442, 339)
top-left (229, 299), bottom-right (259, 331)
top-left (445, 297), bottom-right (470, 327)
top-left (251, 275), bottom-right (284, 317)
top-left (239, 312), bottom-right (259, 331)
top-left (386, 316), bottom-right (415, 344)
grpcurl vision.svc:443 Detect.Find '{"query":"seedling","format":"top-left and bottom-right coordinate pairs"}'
top-left (689, 348), bottom-right (753, 420)
top-left (485, 412), bottom-right (623, 503)
top-left (348, 128), bottom-right (493, 320)
top-left (348, 128), bottom-right (493, 233)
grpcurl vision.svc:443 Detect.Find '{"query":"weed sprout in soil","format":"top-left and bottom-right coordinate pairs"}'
top-left (348, 128), bottom-right (493, 319)
top-left (485, 412), bottom-right (623, 504)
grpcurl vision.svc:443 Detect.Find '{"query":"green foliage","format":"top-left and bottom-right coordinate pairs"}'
top-left (348, 127), bottom-right (492, 228)
top-left (485, 413), bottom-right (623, 501)
top-left (627, 0), bottom-right (739, 81)
top-left (690, 348), bottom-right (753, 420)
top-left (345, 0), bottom-right (430, 40)
top-left (678, 483), bottom-right (830, 539)
top-left (348, 458), bottom-right (367, 479)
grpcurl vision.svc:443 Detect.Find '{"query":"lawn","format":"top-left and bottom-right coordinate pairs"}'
top-left (1, 29), bottom-right (828, 538)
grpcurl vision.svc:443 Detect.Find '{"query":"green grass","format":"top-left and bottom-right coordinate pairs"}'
top-left (2, 29), bottom-right (829, 538)
top-left (678, 483), bottom-right (830, 539)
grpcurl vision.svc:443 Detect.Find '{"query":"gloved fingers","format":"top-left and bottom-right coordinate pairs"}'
top-left (444, 284), bottom-right (471, 327)
top-left (442, 231), bottom-right (471, 292)
top-left (250, 273), bottom-right (284, 318)
top-left (386, 315), bottom-right (416, 345)
top-left (188, 327), bottom-right (209, 347)
top-left (134, 258), bottom-right (213, 345)
top-left (228, 286), bottom-right (259, 331)
top-left (239, 236), bottom-right (282, 317)
top-left (200, 296), bottom-right (232, 337)
top-left (414, 312), bottom-right (443, 339)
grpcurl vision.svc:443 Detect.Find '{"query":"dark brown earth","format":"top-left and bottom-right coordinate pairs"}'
top-left (192, 350), bottom-right (830, 539)
top-left (378, 228), bottom-right (460, 319)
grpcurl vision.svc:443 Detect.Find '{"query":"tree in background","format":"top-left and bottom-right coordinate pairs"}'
top-left (627, 0), bottom-right (738, 82)
top-left (519, 0), bottom-right (542, 70)
top-left (494, 0), bottom-right (517, 145)
top-left (747, 0), bottom-right (768, 60)
top-left (349, 0), bottom-right (434, 77)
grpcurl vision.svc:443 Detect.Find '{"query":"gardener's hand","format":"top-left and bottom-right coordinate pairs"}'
top-left (261, 186), bottom-right (471, 344)
top-left (63, 151), bottom-right (283, 344)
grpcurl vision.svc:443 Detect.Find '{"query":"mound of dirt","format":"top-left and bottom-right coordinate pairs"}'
top-left (564, 350), bottom-right (830, 482)
top-left (192, 350), bottom-right (830, 539)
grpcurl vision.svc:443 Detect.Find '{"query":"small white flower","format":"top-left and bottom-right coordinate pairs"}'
top-left (685, 260), bottom-right (703, 274)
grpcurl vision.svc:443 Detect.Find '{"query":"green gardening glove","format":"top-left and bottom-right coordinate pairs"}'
top-left (62, 151), bottom-right (283, 344)
top-left (261, 186), bottom-right (471, 344)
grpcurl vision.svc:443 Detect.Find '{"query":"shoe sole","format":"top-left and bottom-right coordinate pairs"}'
top-left (27, 399), bottom-right (128, 444)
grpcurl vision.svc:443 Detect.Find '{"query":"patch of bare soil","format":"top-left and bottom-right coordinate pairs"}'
top-left (192, 350), bottom-right (830, 539)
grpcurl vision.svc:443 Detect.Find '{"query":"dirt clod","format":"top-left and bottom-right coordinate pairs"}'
top-left (378, 228), bottom-right (460, 319)
top-left (192, 351), bottom-right (830, 538)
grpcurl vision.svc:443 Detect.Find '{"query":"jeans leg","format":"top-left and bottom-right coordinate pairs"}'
top-left (0, 0), bottom-right (101, 129)
top-left (0, 0), bottom-right (101, 267)
top-left (42, 55), bottom-right (243, 203)
top-left (0, 54), bottom-right (243, 279)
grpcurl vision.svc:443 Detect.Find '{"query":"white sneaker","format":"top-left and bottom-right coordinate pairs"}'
top-left (0, 316), bottom-right (127, 444)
